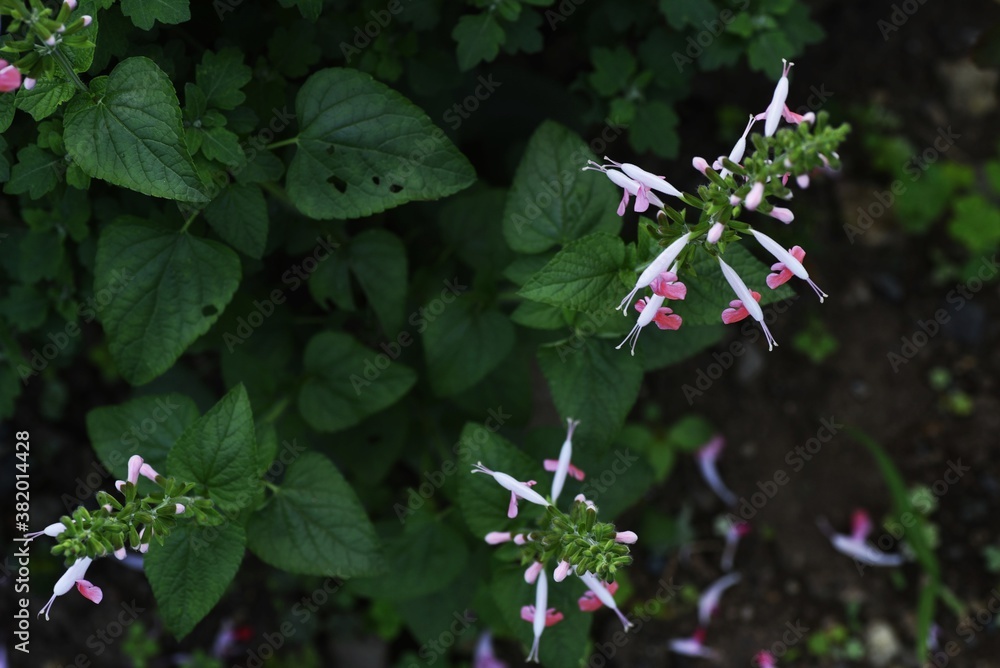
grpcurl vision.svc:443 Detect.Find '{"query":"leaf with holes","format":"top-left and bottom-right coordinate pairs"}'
top-left (287, 68), bottom-right (476, 219)
top-left (94, 217), bottom-right (241, 385)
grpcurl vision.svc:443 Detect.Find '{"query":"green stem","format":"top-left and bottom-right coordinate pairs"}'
top-left (179, 209), bottom-right (199, 234)
top-left (259, 396), bottom-right (290, 425)
top-left (51, 46), bottom-right (88, 94)
top-left (265, 137), bottom-right (300, 150)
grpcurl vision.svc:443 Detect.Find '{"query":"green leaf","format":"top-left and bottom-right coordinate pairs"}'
top-left (747, 31), bottom-right (795, 77)
top-left (4, 145), bottom-right (62, 199)
top-left (0, 93), bottom-right (14, 132)
top-left (510, 300), bottom-right (567, 330)
top-left (659, 0), bottom-right (717, 29)
top-left (503, 122), bottom-right (622, 253)
top-left (0, 285), bottom-right (48, 330)
top-left (948, 194), bottom-right (1000, 253)
top-left (167, 384), bottom-right (258, 512)
top-left (636, 323), bottom-right (726, 370)
top-left (681, 243), bottom-right (794, 326)
top-left (298, 331), bottom-right (417, 432)
top-left (64, 57), bottom-right (207, 203)
top-left (198, 126), bottom-right (246, 168)
top-left (439, 186), bottom-right (514, 275)
top-left (85, 393), bottom-right (199, 484)
top-left (452, 13), bottom-right (506, 71)
top-left (15, 80), bottom-right (77, 121)
top-left (94, 217), bottom-right (241, 385)
top-left (422, 297), bottom-right (515, 396)
top-left (145, 520), bottom-right (245, 639)
top-left (196, 48), bottom-right (252, 111)
top-left (502, 8), bottom-right (544, 55)
top-left (120, 0), bottom-right (191, 30)
top-left (518, 232), bottom-right (626, 314)
top-left (538, 337), bottom-right (642, 446)
top-left (278, 0), bottom-right (323, 20)
top-left (246, 451), bottom-right (383, 577)
top-left (629, 101), bottom-right (679, 158)
top-left (589, 46), bottom-right (636, 96)
top-left (204, 183), bottom-right (268, 259)
top-left (351, 513), bottom-right (468, 600)
top-left (287, 68), bottom-right (476, 219)
top-left (349, 229), bottom-right (408, 335)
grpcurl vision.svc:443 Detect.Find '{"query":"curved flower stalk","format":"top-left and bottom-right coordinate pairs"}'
top-left (25, 454), bottom-right (223, 620)
top-left (472, 419), bottom-right (637, 663)
top-left (720, 521), bottom-right (751, 572)
top-left (582, 59), bottom-right (849, 354)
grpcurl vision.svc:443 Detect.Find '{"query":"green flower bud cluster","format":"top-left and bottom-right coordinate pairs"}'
top-left (49, 475), bottom-right (223, 565)
top-left (0, 0), bottom-right (94, 85)
top-left (522, 499), bottom-right (632, 581)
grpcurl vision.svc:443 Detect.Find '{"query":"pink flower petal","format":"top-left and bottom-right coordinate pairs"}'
top-left (75, 580), bottom-right (103, 604)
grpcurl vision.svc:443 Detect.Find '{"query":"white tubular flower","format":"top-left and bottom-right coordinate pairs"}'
top-left (762, 60), bottom-right (793, 137)
top-left (578, 571), bottom-right (633, 630)
top-left (39, 557), bottom-right (97, 620)
top-left (549, 418), bottom-right (581, 504)
top-left (24, 522), bottom-right (67, 543)
top-left (617, 233), bottom-right (692, 312)
top-left (697, 572), bottom-right (742, 626)
top-left (619, 162), bottom-right (682, 198)
top-left (750, 229), bottom-right (827, 302)
top-left (526, 568), bottom-right (550, 663)
top-left (471, 463), bottom-right (550, 517)
top-left (720, 115), bottom-right (755, 178)
top-left (718, 256), bottom-right (777, 351)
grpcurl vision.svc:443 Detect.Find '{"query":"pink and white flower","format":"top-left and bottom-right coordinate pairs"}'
top-left (583, 162), bottom-right (665, 215)
top-left (819, 509), bottom-right (906, 567)
top-left (485, 531), bottom-right (513, 545)
top-left (0, 61), bottom-right (22, 93)
top-left (472, 463), bottom-right (550, 518)
top-left (669, 627), bottom-right (719, 661)
top-left (524, 561), bottom-right (544, 584)
top-left (39, 557), bottom-right (100, 620)
top-left (718, 256), bottom-right (777, 350)
top-left (524, 568), bottom-right (558, 662)
top-left (754, 650), bottom-right (777, 667)
top-left (577, 572), bottom-right (632, 630)
top-left (577, 579), bottom-right (618, 612)
top-left (650, 270), bottom-right (687, 301)
top-left (745, 182), bottom-right (765, 210)
top-left (721, 521), bottom-right (751, 572)
top-left (545, 418), bottom-right (582, 503)
top-left (473, 631), bottom-right (509, 668)
top-left (697, 572), bottom-right (741, 626)
top-left (553, 560), bottom-right (572, 582)
top-left (115, 454), bottom-right (145, 493)
top-left (696, 436), bottom-right (737, 507)
top-left (752, 230), bottom-right (827, 302)
top-left (617, 233), bottom-right (692, 312)
top-left (617, 294), bottom-right (682, 355)
top-left (707, 222), bottom-right (725, 244)
top-left (614, 531), bottom-right (638, 544)
top-left (719, 115), bottom-right (756, 178)
top-left (767, 206), bottom-right (795, 224)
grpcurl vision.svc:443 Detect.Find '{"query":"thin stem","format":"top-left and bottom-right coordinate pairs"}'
top-left (259, 396), bottom-right (290, 425)
top-left (265, 137), bottom-right (300, 150)
top-left (179, 209), bottom-right (199, 234)
top-left (51, 46), bottom-right (88, 94)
